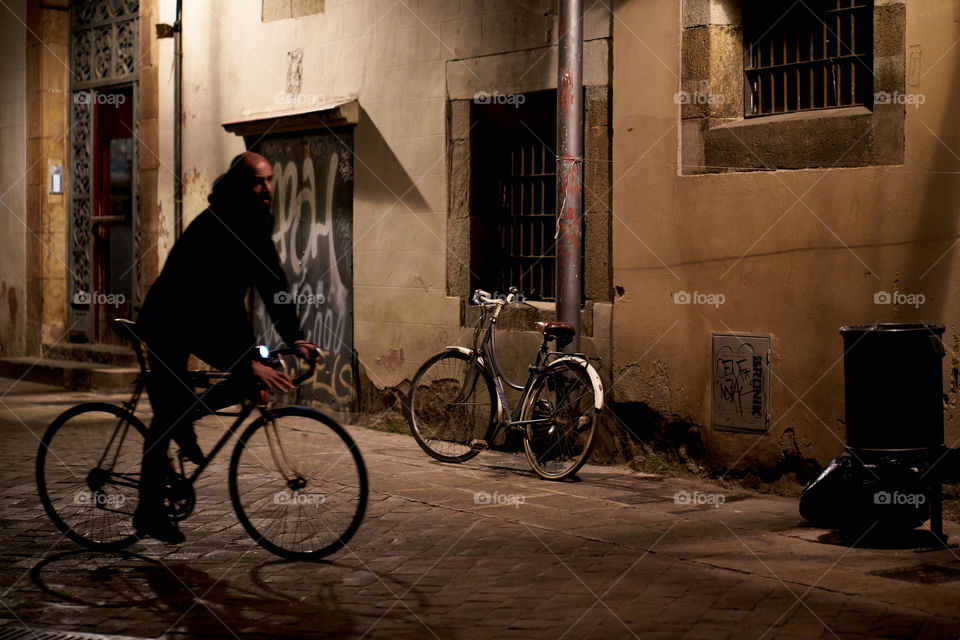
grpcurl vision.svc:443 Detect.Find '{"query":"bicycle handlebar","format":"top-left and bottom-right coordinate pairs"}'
top-left (261, 346), bottom-right (323, 386)
top-left (473, 287), bottom-right (524, 306)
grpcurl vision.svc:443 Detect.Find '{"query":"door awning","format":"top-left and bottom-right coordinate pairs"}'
top-left (222, 99), bottom-right (359, 137)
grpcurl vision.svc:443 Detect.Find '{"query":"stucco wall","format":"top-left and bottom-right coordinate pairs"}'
top-left (163, 0), bottom-right (611, 394)
top-left (0, 0), bottom-right (28, 356)
top-left (155, 0), bottom-right (178, 264)
top-left (612, 0), bottom-right (960, 471)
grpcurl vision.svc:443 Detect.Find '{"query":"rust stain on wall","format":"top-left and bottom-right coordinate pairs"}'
top-left (375, 347), bottom-right (405, 372)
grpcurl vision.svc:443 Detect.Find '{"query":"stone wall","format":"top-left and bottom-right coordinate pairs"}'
top-left (0, 0), bottom-right (28, 356)
top-left (612, 0), bottom-right (960, 475)
top-left (162, 0), bottom-right (612, 399)
top-left (25, 1), bottom-right (69, 350)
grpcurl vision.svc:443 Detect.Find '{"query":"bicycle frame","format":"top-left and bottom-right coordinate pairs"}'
top-left (108, 372), bottom-right (300, 488)
top-left (455, 301), bottom-right (594, 443)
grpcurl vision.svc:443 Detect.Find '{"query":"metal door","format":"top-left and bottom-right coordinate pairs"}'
top-left (251, 131), bottom-right (356, 411)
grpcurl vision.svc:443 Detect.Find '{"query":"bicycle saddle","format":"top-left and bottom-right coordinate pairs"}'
top-left (534, 321), bottom-right (576, 348)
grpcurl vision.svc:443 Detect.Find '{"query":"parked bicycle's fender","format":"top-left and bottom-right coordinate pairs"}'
top-left (444, 345), bottom-right (507, 422)
top-left (549, 356), bottom-right (605, 410)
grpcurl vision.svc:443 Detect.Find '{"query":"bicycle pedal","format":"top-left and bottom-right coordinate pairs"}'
top-left (469, 439), bottom-right (489, 451)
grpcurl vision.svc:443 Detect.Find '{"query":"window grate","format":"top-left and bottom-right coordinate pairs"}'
top-left (496, 139), bottom-right (557, 301)
top-left (743, 0), bottom-right (873, 117)
top-left (472, 91), bottom-right (562, 303)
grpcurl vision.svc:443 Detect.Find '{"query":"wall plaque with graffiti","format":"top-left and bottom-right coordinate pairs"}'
top-left (711, 334), bottom-right (770, 432)
top-left (251, 130), bottom-right (355, 411)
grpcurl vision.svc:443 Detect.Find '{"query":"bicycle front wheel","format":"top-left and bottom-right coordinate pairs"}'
top-left (36, 402), bottom-right (146, 550)
top-left (520, 361), bottom-right (600, 480)
top-left (229, 407), bottom-right (368, 560)
top-left (406, 350), bottom-right (496, 462)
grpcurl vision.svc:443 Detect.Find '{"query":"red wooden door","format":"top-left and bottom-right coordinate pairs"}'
top-left (91, 85), bottom-right (134, 343)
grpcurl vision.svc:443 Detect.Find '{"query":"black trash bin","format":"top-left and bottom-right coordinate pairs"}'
top-left (837, 323), bottom-right (946, 535)
top-left (840, 323), bottom-right (945, 453)
top-left (800, 323), bottom-right (948, 534)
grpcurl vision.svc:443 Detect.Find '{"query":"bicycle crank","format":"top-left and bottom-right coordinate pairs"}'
top-left (162, 472), bottom-right (195, 522)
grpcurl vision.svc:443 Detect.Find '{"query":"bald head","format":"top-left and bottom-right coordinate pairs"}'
top-left (235, 151), bottom-right (271, 175)
top-left (228, 151), bottom-right (274, 212)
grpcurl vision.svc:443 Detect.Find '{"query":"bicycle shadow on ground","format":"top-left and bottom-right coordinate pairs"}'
top-left (29, 550), bottom-right (162, 609)
top-left (26, 548), bottom-right (439, 639)
top-left (475, 460), bottom-right (587, 483)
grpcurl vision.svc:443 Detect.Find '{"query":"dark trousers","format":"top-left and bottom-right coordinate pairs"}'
top-left (139, 338), bottom-right (254, 511)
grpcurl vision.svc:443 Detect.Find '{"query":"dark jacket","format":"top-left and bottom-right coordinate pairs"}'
top-left (136, 204), bottom-right (303, 370)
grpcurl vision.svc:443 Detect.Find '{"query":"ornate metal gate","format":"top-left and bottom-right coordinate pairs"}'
top-left (68, 0), bottom-right (140, 340)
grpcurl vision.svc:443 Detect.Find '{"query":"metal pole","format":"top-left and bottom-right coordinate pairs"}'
top-left (173, 0), bottom-right (183, 239)
top-left (556, 0), bottom-right (583, 352)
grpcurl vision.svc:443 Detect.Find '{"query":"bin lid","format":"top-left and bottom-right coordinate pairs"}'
top-left (840, 323), bottom-right (944, 335)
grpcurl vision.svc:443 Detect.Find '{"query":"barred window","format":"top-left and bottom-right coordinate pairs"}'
top-left (743, 0), bottom-right (873, 117)
top-left (472, 91), bottom-right (559, 302)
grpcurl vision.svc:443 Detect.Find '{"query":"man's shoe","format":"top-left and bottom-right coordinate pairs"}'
top-left (133, 509), bottom-right (185, 545)
top-left (173, 429), bottom-right (204, 465)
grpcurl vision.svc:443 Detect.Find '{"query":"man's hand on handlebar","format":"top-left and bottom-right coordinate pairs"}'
top-left (293, 339), bottom-right (320, 364)
top-left (251, 360), bottom-right (295, 393)
top-left (250, 341), bottom-right (320, 394)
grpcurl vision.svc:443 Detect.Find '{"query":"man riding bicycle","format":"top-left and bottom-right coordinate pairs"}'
top-left (133, 151), bottom-right (316, 543)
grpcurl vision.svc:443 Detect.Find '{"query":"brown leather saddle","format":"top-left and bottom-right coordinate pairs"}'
top-left (533, 320), bottom-right (576, 349)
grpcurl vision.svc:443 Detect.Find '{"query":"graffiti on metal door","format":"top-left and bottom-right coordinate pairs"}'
top-left (252, 132), bottom-right (355, 410)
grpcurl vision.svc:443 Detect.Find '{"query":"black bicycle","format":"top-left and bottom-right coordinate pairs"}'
top-left (36, 319), bottom-right (368, 561)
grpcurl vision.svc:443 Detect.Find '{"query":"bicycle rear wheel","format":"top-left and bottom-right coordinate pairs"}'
top-left (520, 361), bottom-right (599, 480)
top-left (36, 402), bottom-right (146, 550)
top-left (229, 407), bottom-right (368, 560)
top-left (406, 350), bottom-right (496, 462)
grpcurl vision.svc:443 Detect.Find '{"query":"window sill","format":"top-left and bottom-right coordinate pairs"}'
top-left (523, 300), bottom-right (556, 313)
top-left (460, 297), bottom-right (605, 338)
top-left (712, 106), bottom-right (873, 130)
top-left (682, 102), bottom-right (903, 174)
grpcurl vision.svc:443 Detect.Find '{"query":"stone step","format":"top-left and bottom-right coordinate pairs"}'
top-left (43, 342), bottom-right (138, 367)
top-left (0, 357), bottom-right (139, 390)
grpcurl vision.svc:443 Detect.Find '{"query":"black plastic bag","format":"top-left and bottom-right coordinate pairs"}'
top-left (800, 452), bottom-right (929, 531)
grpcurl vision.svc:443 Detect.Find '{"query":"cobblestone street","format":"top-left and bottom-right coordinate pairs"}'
top-left (2, 378), bottom-right (960, 639)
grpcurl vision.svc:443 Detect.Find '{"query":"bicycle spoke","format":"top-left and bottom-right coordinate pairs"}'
top-left (37, 404), bottom-right (146, 550)
top-left (407, 351), bottom-right (495, 462)
top-left (230, 408), bottom-right (367, 560)
top-left (522, 362), bottom-right (599, 480)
